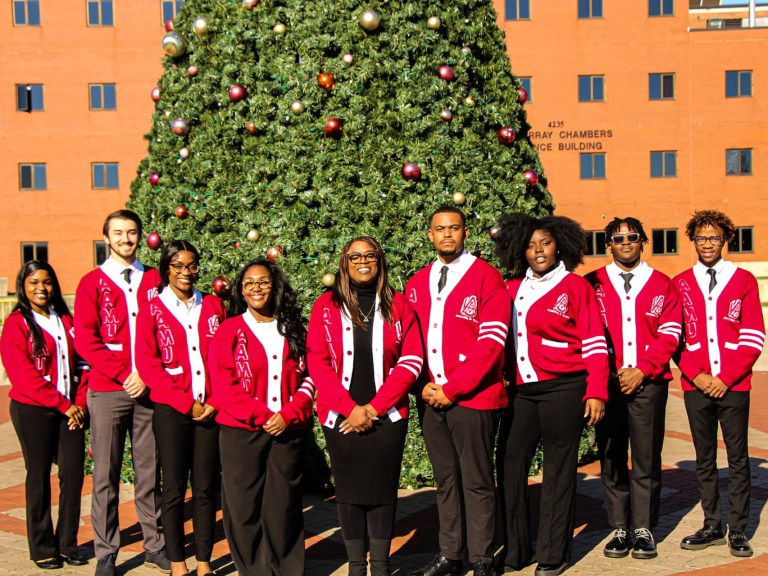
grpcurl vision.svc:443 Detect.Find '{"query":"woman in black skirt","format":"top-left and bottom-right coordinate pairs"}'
top-left (307, 236), bottom-right (424, 576)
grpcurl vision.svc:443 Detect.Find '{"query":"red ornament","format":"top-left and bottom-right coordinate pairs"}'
top-left (229, 84), bottom-right (247, 102)
top-left (234, 241), bottom-right (241, 249)
top-left (266, 246), bottom-right (283, 261)
top-left (212, 275), bottom-right (230, 296)
top-left (438, 65), bottom-right (454, 81)
top-left (489, 226), bottom-right (502, 240)
top-left (317, 72), bottom-right (335, 91)
top-left (164, 19), bottom-right (174, 32)
top-left (87, 444), bottom-right (93, 458)
top-left (496, 126), bottom-right (516, 145)
top-left (175, 205), bottom-right (188, 219)
top-left (401, 162), bottom-right (421, 181)
top-left (325, 117), bottom-right (343, 138)
top-left (523, 170), bottom-right (539, 186)
top-left (517, 87), bottom-right (529, 104)
top-left (245, 121), bottom-right (258, 134)
top-left (146, 232), bottom-right (162, 250)
top-left (148, 172), bottom-right (160, 186)
top-left (150, 87), bottom-right (161, 102)
top-left (188, 65), bottom-right (198, 77)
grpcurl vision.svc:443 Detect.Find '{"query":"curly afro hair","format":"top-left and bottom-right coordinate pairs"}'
top-left (684, 210), bottom-right (735, 242)
top-left (494, 213), bottom-right (587, 278)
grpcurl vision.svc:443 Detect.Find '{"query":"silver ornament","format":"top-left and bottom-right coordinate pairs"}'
top-left (192, 17), bottom-right (209, 35)
top-left (359, 10), bottom-right (381, 32)
top-left (290, 100), bottom-right (305, 115)
top-left (162, 31), bottom-right (187, 57)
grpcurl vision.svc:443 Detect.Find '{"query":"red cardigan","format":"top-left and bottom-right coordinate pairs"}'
top-left (307, 291), bottom-right (423, 428)
top-left (209, 314), bottom-right (315, 431)
top-left (135, 292), bottom-right (226, 415)
top-left (75, 265), bottom-right (161, 392)
top-left (674, 264), bottom-right (765, 391)
top-left (1, 310), bottom-right (87, 412)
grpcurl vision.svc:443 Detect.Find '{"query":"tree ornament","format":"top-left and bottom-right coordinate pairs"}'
top-left (438, 65), bottom-right (454, 81)
top-left (452, 192), bottom-right (466, 205)
top-left (175, 205), bottom-right (189, 219)
top-left (359, 10), bottom-right (381, 32)
top-left (192, 17), bottom-right (209, 35)
top-left (465, 96), bottom-right (476, 107)
top-left (150, 87), bottom-right (161, 102)
top-left (440, 109), bottom-right (453, 122)
top-left (148, 172), bottom-right (160, 186)
top-left (489, 226), bottom-right (502, 240)
top-left (461, 45), bottom-right (472, 55)
top-left (234, 241), bottom-right (241, 249)
top-left (242, 0), bottom-right (259, 10)
top-left (171, 118), bottom-right (189, 136)
top-left (322, 273), bottom-right (335, 288)
top-left (179, 147), bottom-right (190, 158)
top-left (229, 85), bottom-right (247, 102)
top-left (146, 232), bottom-right (162, 250)
top-left (523, 170), bottom-right (539, 186)
top-left (496, 126), bottom-right (516, 145)
top-left (273, 22), bottom-right (287, 35)
top-left (187, 65), bottom-right (198, 77)
top-left (401, 162), bottom-right (421, 181)
top-left (165, 19), bottom-right (174, 32)
top-left (162, 31), bottom-right (187, 57)
top-left (246, 228), bottom-right (260, 242)
top-left (427, 16), bottom-right (442, 30)
top-left (266, 246), bottom-right (283, 261)
top-left (517, 87), bottom-right (529, 104)
top-left (317, 72), bottom-right (335, 91)
top-left (212, 275), bottom-right (230, 295)
top-left (342, 53), bottom-right (354, 64)
top-left (325, 117), bottom-right (343, 138)
top-left (245, 121), bottom-right (258, 134)
top-left (290, 100), bottom-right (305, 115)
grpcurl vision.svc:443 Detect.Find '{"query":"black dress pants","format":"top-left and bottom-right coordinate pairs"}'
top-left (153, 403), bottom-right (219, 562)
top-left (10, 400), bottom-right (85, 561)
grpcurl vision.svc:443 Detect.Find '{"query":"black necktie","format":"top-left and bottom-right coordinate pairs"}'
top-left (707, 268), bottom-right (717, 293)
top-left (122, 268), bottom-right (133, 284)
top-left (619, 272), bottom-right (633, 294)
top-left (437, 266), bottom-right (449, 293)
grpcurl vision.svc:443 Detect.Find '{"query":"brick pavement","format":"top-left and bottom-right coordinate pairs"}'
top-left (1, 372), bottom-right (768, 575)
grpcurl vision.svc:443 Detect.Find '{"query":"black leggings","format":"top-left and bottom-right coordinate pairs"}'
top-left (337, 502), bottom-right (396, 540)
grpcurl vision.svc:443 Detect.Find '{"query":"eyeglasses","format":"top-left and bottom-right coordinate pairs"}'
top-left (693, 235), bottom-right (724, 246)
top-left (169, 262), bottom-right (200, 273)
top-left (610, 233), bottom-right (641, 245)
top-left (243, 279), bottom-right (273, 292)
top-left (348, 252), bottom-right (379, 264)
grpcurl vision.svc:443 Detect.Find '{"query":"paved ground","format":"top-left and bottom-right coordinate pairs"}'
top-left (2, 371), bottom-right (768, 575)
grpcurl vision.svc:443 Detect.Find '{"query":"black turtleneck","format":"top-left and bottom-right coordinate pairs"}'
top-left (350, 282), bottom-right (377, 405)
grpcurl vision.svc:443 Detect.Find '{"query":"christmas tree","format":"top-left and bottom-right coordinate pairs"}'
top-left (129, 0), bottom-right (554, 487)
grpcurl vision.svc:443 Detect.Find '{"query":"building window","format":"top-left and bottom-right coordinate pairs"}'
top-left (578, 75), bottom-right (604, 102)
top-left (648, 0), bottom-right (673, 16)
top-left (94, 241), bottom-right (110, 266)
top-left (19, 163), bottom-right (47, 190)
top-left (16, 84), bottom-right (44, 112)
top-left (21, 242), bottom-right (48, 263)
top-left (725, 70), bottom-right (752, 98)
top-left (726, 149), bottom-right (752, 176)
top-left (89, 84), bottom-right (117, 110)
top-left (652, 229), bottom-right (677, 255)
top-left (580, 153), bottom-right (606, 179)
top-left (92, 163), bottom-right (119, 189)
top-left (650, 151), bottom-right (677, 178)
top-left (649, 73), bottom-right (675, 100)
top-left (161, 0), bottom-right (184, 23)
top-left (505, 0), bottom-right (530, 20)
top-left (728, 227), bottom-right (753, 253)
top-left (87, 0), bottom-right (114, 26)
top-left (13, 0), bottom-right (41, 25)
top-left (584, 230), bottom-right (607, 256)
top-left (519, 77), bottom-right (532, 102)
top-left (578, 0), bottom-right (602, 19)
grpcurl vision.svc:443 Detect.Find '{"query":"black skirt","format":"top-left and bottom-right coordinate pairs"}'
top-left (324, 416), bottom-right (408, 505)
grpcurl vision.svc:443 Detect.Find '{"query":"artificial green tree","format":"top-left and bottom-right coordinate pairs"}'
top-left (129, 0), bottom-right (556, 488)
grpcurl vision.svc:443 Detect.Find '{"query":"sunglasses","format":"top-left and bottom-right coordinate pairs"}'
top-left (610, 233), bottom-right (641, 245)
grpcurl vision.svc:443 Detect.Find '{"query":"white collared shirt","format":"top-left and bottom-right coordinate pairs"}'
top-left (242, 313), bottom-right (284, 413)
top-left (100, 257), bottom-right (145, 370)
top-left (33, 308), bottom-right (71, 399)
top-left (159, 288), bottom-right (206, 401)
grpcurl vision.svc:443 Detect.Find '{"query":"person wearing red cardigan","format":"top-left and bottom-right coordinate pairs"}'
top-left (209, 259), bottom-right (314, 576)
top-left (307, 236), bottom-right (423, 576)
top-left (674, 210), bottom-right (766, 557)
top-left (135, 240), bottom-right (226, 576)
top-left (1, 261), bottom-right (88, 570)
top-left (494, 213), bottom-right (608, 576)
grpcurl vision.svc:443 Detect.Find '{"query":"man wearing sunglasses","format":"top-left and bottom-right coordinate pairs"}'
top-left (673, 210), bottom-right (765, 558)
top-left (585, 217), bottom-right (682, 561)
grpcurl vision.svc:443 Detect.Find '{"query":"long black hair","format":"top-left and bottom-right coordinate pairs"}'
top-left (494, 213), bottom-right (587, 278)
top-left (229, 259), bottom-right (306, 360)
top-left (14, 260), bottom-right (71, 357)
top-left (158, 239), bottom-right (200, 292)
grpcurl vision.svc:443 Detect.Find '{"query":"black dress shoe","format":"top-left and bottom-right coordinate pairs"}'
top-left (61, 552), bottom-right (88, 566)
top-left (472, 561), bottom-right (495, 576)
top-left (534, 562), bottom-right (568, 576)
top-left (408, 554), bottom-right (463, 576)
top-left (34, 558), bottom-right (63, 570)
top-left (603, 528), bottom-right (630, 558)
top-left (728, 530), bottom-right (753, 557)
top-left (631, 528), bottom-right (657, 559)
top-left (680, 525), bottom-right (726, 550)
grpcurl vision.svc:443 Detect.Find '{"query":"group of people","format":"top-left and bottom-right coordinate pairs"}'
top-left (0, 205), bottom-right (763, 576)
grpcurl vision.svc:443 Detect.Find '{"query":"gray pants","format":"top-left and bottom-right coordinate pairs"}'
top-left (87, 389), bottom-right (164, 560)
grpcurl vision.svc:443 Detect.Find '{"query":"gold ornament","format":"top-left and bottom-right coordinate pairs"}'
top-left (322, 273), bottom-right (336, 288)
top-left (427, 16), bottom-right (442, 30)
top-left (359, 10), bottom-right (381, 32)
top-left (162, 31), bottom-right (187, 57)
top-left (192, 17), bottom-right (209, 35)
top-left (242, 0), bottom-right (259, 9)
top-left (465, 96), bottom-right (476, 107)
top-left (290, 100), bottom-right (305, 115)
top-left (246, 229), bottom-right (260, 242)
top-left (273, 22), bottom-right (287, 35)
top-left (452, 192), bottom-right (466, 205)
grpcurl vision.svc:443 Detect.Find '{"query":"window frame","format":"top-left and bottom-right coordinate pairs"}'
top-left (651, 228), bottom-right (678, 255)
top-left (728, 226), bottom-right (754, 254)
top-left (87, 0), bottom-right (114, 27)
top-left (89, 83), bottom-right (117, 111)
top-left (94, 240), bottom-right (111, 266)
top-left (161, 0), bottom-right (184, 23)
top-left (13, 0), bottom-right (41, 26)
top-left (648, 0), bottom-right (674, 17)
top-left (91, 162), bottom-right (120, 189)
top-left (519, 77), bottom-right (532, 102)
top-left (505, 0), bottom-right (530, 20)
top-left (725, 148), bottom-right (752, 176)
top-left (649, 73), bottom-right (675, 100)
top-left (584, 230), bottom-right (608, 257)
top-left (21, 242), bottom-right (49, 263)
top-left (650, 150), bottom-right (677, 178)
top-left (16, 84), bottom-right (44, 112)
top-left (580, 152), bottom-right (607, 180)
top-left (725, 70), bottom-right (752, 98)
top-left (578, 75), bottom-right (605, 102)
top-left (19, 163), bottom-right (47, 191)
top-left (578, 0), bottom-right (603, 19)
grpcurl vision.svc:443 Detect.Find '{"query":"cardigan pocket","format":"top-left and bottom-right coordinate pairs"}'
top-left (541, 338), bottom-right (568, 349)
top-left (105, 343), bottom-right (123, 351)
top-left (685, 342), bottom-right (702, 352)
top-left (165, 366), bottom-right (184, 375)
top-left (724, 342), bottom-right (739, 350)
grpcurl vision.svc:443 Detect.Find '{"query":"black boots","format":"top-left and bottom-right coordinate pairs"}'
top-left (345, 538), bottom-right (368, 576)
top-left (369, 538), bottom-right (392, 576)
